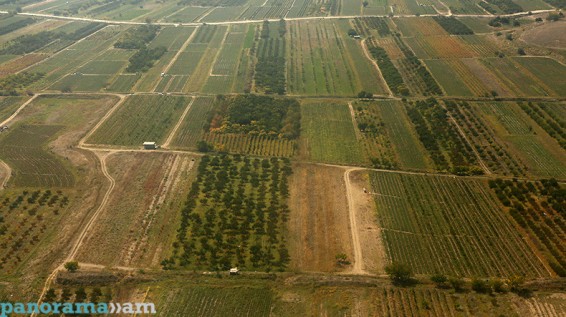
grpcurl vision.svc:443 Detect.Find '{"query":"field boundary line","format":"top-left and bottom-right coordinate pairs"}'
top-left (79, 94), bottom-right (127, 147)
top-left (360, 38), bottom-right (393, 97)
top-left (163, 96), bottom-right (195, 148)
top-left (152, 25), bottom-right (201, 92)
top-left (0, 160), bottom-right (12, 189)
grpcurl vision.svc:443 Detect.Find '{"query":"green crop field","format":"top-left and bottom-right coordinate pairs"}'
top-left (0, 124), bottom-right (74, 187)
top-left (0, 96), bottom-right (26, 122)
top-left (287, 20), bottom-right (386, 96)
top-left (476, 102), bottom-right (566, 178)
top-left (87, 95), bottom-right (190, 146)
top-left (370, 171), bottom-right (549, 277)
top-left (170, 97), bottom-right (215, 149)
top-left (300, 102), bottom-right (364, 165)
top-left (355, 100), bottom-right (432, 170)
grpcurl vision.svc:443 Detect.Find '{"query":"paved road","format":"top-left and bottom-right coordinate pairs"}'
top-left (0, 9), bottom-right (557, 27)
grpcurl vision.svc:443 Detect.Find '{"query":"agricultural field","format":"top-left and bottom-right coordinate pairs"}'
top-left (87, 95), bottom-right (190, 147)
top-left (193, 95), bottom-right (300, 157)
top-left (0, 188), bottom-right (71, 276)
top-left (445, 101), bottom-right (528, 176)
top-left (474, 101), bottom-right (566, 179)
top-left (488, 178), bottom-right (566, 276)
top-left (2, 3), bottom-right (566, 314)
top-left (300, 102), bottom-right (364, 165)
top-left (287, 20), bottom-right (387, 96)
top-left (369, 171), bottom-right (549, 277)
top-left (352, 100), bottom-right (431, 170)
top-left (287, 163), bottom-right (353, 272)
top-left (76, 152), bottom-right (196, 268)
top-left (163, 154), bottom-right (292, 272)
top-left (404, 98), bottom-right (483, 175)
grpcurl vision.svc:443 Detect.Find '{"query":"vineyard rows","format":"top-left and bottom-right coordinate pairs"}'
top-left (165, 155), bottom-right (292, 271)
top-left (0, 124), bottom-right (74, 187)
top-left (87, 95), bottom-right (189, 146)
top-left (489, 178), bottom-right (566, 276)
top-left (369, 171), bottom-right (549, 277)
top-left (202, 133), bottom-right (296, 157)
top-left (446, 101), bottom-right (527, 176)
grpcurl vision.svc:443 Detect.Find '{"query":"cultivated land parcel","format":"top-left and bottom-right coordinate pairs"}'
top-left (0, 0), bottom-right (565, 315)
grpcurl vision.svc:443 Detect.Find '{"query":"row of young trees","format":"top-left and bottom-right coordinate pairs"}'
top-left (489, 178), bottom-right (566, 276)
top-left (254, 20), bottom-right (286, 95)
top-left (405, 98), bottom-right (482, 175)
top-left (164, 155), bottom-right (292, 272)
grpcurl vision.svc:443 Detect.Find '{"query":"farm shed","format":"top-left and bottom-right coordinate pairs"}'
top-left (143, 142), bottom-right (157, 150)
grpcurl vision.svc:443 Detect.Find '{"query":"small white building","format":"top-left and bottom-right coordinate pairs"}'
top-left (143, 142), bottom-right (157, 150)
top-left (229, 267), bottom-right (239, 275)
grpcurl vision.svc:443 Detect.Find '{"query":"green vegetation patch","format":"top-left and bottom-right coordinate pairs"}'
top-left (0, 188), bottom-right (71, 275)
top-left (488, 178), bottom-right (566, 276)
top-left (301, 102), bottom-right (364, 165)
top-left (114, 25), bottom-right (160, 49)
top-left (87, 95), bottom-right (189, 146)
top-left (405, 98), bottom-right (482, 175)
top-left (156, 285), bottom-right (273, 317)
top-left (369, 172), bottom-right (549, 277)
top-left (254, 20), bottom-right (286, 95)
top-left (432, 16), bottom-right (474, 35)
top-left (0, 72), bottom-right (43, 96)
top-left (163, 155), bottom-right (292, 272)
top-left (366, 39), bottom-right (407, 95)
top-left (0, 124), bottom-right (74, 187)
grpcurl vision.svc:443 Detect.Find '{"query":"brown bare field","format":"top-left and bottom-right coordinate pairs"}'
top-left (374, 37), bottom-right (405, 59)
top-left (287, 163), bottom-right (353, 272)
top-left (348, 169), bottom-right (387, 274)
top-left (521, 21), bottom-right (566, 50)
top-left (75, 152), bottom-right (197, 269)
top-left (394, 17), bottom-right (448, 37)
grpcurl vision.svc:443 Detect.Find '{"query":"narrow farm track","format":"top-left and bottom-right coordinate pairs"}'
top-left (33, 151), bottom-right (116, 317)
top-left (0, 160), bottom-right (11, 189)
top-left (153, 26), bottom-right (201, 92)
top-left (344, 167), bottom-right (368, 275)
top-left (0, 94), bottom-right (38, 127)
top-left (360, 39), bottom-right (393, 97)
top-left (162, 96), bottom-right (195, 148)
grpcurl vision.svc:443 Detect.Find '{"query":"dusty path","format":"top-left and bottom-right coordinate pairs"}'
top-left (0, 94), bottom-right (38, 127)
top-left (78, 94), bottom-right (126, 147)
top-left (152, 26), bottom-right (201, 92)
top-left (32, 151), bottom-right (116, 316)
top-left (162, 96), bottom-right (195, 148)
top-left (344, 167), bottom-right (368, 275)
top-left (0, 160), bottom-right (11, 189)
top-left (360, 39), bottom-right (393, 97)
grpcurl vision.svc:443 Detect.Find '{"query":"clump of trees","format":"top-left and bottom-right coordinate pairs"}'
top-left (0, 72), bottom-right (44, 96)
top-left (488, 178), bottom-right (566, 277)
top-left (366, 40), bottom-right (408, 96)
top-left (125, 46), bottom-right (166, 73)
top-left (0, 23), bottom-right (104, 55)
top-left (114, 25), bottom-right (160, 49)
top-left (205, 94), bottom-right (301, 139)
top-left (385, 262), bottom-right (416, 286)
top-left (405, 98), bottom-right (481, 175)
top-left (164, 155), bottom-right (293, 272)
top-left (254, 20), bottom-right (287, 95)
top-left (432, 16), bottom-right (474, 35)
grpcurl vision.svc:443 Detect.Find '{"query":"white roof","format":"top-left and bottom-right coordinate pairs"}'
top-left (143, 142), bottom-right (156, 145)
top-left (229, 267), bottom-right (239, 272)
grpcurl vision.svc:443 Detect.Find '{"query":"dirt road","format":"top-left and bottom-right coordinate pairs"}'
top-left (344, 167), bottom-right (368, 275)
